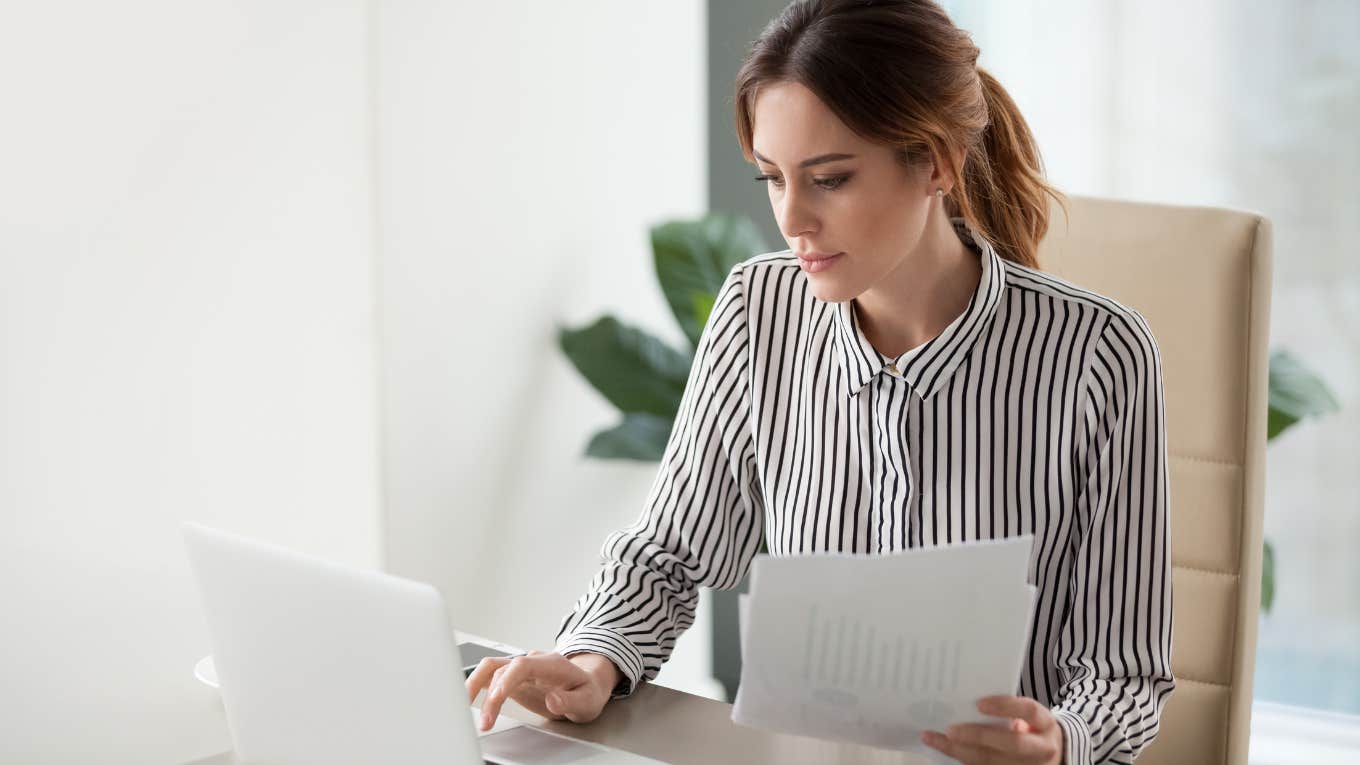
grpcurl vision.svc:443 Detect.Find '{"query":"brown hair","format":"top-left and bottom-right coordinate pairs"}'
top-left (734, 0), bottom-right (1066, 269)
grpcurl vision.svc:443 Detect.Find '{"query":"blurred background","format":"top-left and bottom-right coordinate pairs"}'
top-left (0, 1), bottom-right (1355, 763)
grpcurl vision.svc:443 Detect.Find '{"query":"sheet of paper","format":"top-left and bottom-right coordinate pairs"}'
top-left (750, 534), bottom-right (1034, 595)
top-left (731, 536), bottom-right (1038, 759)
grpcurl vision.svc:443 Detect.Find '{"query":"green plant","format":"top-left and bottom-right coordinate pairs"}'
top-left (557, 212), bottom-right (768, 461)
top-left (1262, 348), bottom-right (1341, 614)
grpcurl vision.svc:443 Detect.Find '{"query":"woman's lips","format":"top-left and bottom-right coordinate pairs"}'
top-left (798, 251), bottom-right (844, 274)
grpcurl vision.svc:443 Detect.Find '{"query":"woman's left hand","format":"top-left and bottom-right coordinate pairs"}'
top-left (921, 695), bottom-right (1065, 764)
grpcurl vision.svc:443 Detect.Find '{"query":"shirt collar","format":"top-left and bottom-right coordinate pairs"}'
top-left (832, 217), bottom-right (1006, 400)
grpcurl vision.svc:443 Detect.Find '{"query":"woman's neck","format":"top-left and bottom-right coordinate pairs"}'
top-left (853, 212), bottom-right (982, 360)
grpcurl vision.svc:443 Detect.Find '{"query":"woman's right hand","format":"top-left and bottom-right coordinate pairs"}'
top-left (466, 650), bottom-right (621, 732)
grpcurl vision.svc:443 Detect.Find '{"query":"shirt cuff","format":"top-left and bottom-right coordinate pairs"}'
top-left (555, 626), bottom-right (645, 699)
top-left (1053, 707), bottom-right (1092, 765)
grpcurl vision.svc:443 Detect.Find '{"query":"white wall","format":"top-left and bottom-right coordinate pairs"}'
top-left (0, 2), bottom-right (381, 763)
top-left (1, 2), bottom-right (718, 761)
top-left (374, 1), bottom-right (721, 697)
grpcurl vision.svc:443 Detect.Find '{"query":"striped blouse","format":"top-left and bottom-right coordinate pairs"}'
top-left (555, 218), bottom-right (1175, 764)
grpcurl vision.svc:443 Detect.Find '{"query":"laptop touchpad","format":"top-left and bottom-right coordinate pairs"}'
top-left (481, 726), bottom-right (604, 765)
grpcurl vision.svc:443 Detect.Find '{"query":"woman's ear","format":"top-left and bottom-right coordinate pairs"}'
top-left (928, 148), bottom-right (965, 195)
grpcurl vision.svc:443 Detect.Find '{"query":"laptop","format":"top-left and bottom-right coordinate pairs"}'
top-left (183, 523), bottom-right (662, 764)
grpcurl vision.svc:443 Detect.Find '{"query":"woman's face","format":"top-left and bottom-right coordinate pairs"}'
top-left (751, 80), bottom-right (939, 303)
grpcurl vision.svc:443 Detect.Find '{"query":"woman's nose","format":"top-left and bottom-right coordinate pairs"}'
top-left (776, 186), bottom-right (818, 240)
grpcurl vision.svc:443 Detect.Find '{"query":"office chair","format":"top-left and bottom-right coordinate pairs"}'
top-left (1037, 194), bottom-right (1273, 765)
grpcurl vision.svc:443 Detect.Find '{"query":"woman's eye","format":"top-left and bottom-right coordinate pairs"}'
top-left (752, 174), bottom-right (851, 191)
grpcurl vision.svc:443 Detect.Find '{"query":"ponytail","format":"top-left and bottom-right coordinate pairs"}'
top-left (950, 67), bottom-right (1066, 269)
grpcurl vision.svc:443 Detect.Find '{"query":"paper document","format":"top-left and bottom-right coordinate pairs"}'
top-left (731, 536), bottom-right (1038, 759)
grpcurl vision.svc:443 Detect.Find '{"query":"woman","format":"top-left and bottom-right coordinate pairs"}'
top-left (467, 1), bottom-right (1175, 763)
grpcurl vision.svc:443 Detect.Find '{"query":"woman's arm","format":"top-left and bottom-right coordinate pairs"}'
top-left (554, 265), bottom-right (764, 698)
top-left (1051, 310), bottom-right (1176, 764)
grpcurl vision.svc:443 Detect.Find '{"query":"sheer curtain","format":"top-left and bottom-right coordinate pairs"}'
top-left (948, 0), bottom-right (1360, 720)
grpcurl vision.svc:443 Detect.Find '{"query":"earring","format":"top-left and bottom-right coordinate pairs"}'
top-left (934, 188), bottom-right (944, 197)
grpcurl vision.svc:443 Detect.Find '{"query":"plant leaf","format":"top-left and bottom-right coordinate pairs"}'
top-left (691, 291), bottom-right (716, 332)
top-left (652, 213), bottom-right (767, 349)
top-left (585, 413), bottom-right (675, 461)
top-left (1261, 539), bottom-right (1275, 614)
top-left (1267, 348), bottom-right (1340, 441)
top-left (558, 316), bottom-right (692, 419)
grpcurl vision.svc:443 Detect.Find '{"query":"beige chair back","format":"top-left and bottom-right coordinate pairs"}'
top-left (1036, 195), bottom-right (1272, 764)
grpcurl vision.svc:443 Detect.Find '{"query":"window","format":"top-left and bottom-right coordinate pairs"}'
top-left (952, 0), bottom-right (1360, 726)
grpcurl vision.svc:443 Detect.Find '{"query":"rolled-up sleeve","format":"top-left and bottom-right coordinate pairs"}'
top-left (554, 266), bottom-right (764, 698)
top-left (1053, 310), bottom-right (1176, 764)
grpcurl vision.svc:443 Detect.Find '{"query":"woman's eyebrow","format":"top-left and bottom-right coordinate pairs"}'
top-left (752, 150), bottom-right (857, 168)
